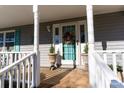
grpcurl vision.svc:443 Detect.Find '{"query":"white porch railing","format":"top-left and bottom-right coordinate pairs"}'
top-left (0, 52), bottom-right (33, 69)
top-left (92, 50), bottom-right (124, 88)
top-left (96, 50), bottom-right (124, 78)
top-left (0, 52), bottom-right (36, 88)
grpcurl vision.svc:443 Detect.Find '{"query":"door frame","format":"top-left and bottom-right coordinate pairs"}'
top-left (77, 20), bottom-right (87, 66)
top-left (60, 22), bottom-right (78, 65)
top-left (53, 20), bottom-right (87, 66)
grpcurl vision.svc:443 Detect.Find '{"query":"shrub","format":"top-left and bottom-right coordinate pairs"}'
top-left (83, 43), bottom-right (88, 54)
top-left (108, 64), bottom-right (123, 72)
top-left (49, 45), bottom-right (55, 53)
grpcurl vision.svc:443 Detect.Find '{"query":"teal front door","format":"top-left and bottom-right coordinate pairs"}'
top-left (62, 25), bottom-right (76, 61)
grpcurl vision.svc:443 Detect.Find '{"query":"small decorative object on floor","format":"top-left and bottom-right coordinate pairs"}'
top-left (48, 44), bottom-right (57, 70)
top-left (81, 43), bottom-right (88, 70)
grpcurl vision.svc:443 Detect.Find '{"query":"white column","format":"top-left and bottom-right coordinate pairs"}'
top-left (33, 5), bottom-right (40, 87)
top-left (86, 5), bottom-right (95, 87)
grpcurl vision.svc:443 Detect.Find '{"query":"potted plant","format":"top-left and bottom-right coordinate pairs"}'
top-left (81, 43), bottom-right (88, 68)
top-left (48, 45), bottom-right (57, 70)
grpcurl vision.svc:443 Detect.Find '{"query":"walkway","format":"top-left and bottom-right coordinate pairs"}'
top-left (39, 67), bottom-right (90, 88)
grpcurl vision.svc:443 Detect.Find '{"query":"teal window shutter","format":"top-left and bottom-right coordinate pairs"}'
top-left (15, 29), bottom-right (21, 52)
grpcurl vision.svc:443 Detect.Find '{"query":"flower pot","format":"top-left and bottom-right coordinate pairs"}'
top-left (48, 53), bottom-right (57, 65)
top-left (81, 53), bottom-right (88, 69)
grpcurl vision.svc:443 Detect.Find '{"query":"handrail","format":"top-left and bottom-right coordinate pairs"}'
top-left (96, 50), bottom-right (124, 78)
top-left (96, 50), bottom-right (124, 53)
top-left (93, 51), bottom-right (124, 87)
top-left (0, 52), bottom-right (36, 76)
top-left (0, 51), bottom-right (34, 54)
top-left (93, 52), bottom-right (118, 80)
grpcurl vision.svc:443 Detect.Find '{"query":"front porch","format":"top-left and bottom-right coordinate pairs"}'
top-left (1, 5), bottom-right (124, 88)
top-left (39, 67), bottom-right (89, 88)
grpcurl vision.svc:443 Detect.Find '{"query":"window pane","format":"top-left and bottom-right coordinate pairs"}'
top-left (5, 42), bottom-right (14, 51)
top-left (6, 32), bottom-right (15, 41)
top-left (80, 25), bottom-right (85, 43)
top-left (55, 28), bottom-right (59, 35)
top-left (0, 43), bottom-right (3, 51)
top-left (0, 33), bottom-right (3, 42)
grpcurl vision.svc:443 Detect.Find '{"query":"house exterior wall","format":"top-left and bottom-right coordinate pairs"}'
top-left (20, 24), bottom-right (53, 67)
top-left (94, 11), bottom-right (124, 65)
top-left (0, 11), bottom-right (124, 67)
top-left (94, 11), bottom-right (124, 50)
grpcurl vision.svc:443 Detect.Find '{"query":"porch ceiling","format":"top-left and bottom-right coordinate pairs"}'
top-left (0, 5), bottom-right (124, 29)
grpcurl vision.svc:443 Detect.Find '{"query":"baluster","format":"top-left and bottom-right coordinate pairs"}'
top-left (22, 62), bottom-right (26, 88)
top-left (2, 54), bottom-right (5, 82)
top-left (0, 54), bottom-right (1, 69)
top-left (14, 53), bottom-right (17, 62)
top-left (28, 58), bottom-right (31, 88)
top-left (24, 53), bottom-right (26, 58)
top-left (19, 53), bottom-right (21, 60)
top-left (10, 53), bottom-right (13, 65)
top-left (17, 64), bottom-right (20, 88)
top-left (95, 65), bottom-right (99, 87)
top-left (103, 52), bottom-right (107, 64)
top-left (0, 75), bottom-right (4, 88)
top-left (6, 53), bottom-right (9, 66)
top-left (122, 52), bottom-right (124, 82)
top-left (98, 67), bottom-right (102, 88)
top-left (14, 53), bottom-right (17, 80)
top-left (1, 54), bottom-right (3, 68)
top-left (101, 71), bottom-right (105, 88)
top-left (112, 52), bottom-right (117, 76)
top-left (99, 70), bottom-right (102, 88)
top-left (5, 53), bottom-right (9, 79)
top-left (9, 70), bottom-right (13, 88)
top-left (3, 53), bottom-right (5, 68)
top-left (31, 55), bottom-right (35, 87)
top-left (104, 79), bottom-right (110, 88)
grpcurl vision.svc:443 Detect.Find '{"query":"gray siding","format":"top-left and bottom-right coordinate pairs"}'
top-left (94, 11), bottom-right (124, 50)
top-left (94, 12), bottom-right (124, 65)
top-left (19, 24), bottom-right (52, 67)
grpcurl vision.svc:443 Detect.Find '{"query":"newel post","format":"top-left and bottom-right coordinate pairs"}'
top-left (86, 5), bottom-right (96, 87)
top-left (33, 5), bottom-right (40, 87)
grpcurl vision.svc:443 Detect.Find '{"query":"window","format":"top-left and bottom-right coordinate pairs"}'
top-left (80, 25), bottom-right (85, 43)
top-left (0, 31), bottom-right (15, 51)
top-left (0, 33), bottom-right (3, 51)
top-left (54, 27), bottom-right (60, 44)
top-left (55, 28), bottom-right (59, 35)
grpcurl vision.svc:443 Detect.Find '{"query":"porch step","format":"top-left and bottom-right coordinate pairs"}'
top-left (60, 64), bottom-right (75, 68)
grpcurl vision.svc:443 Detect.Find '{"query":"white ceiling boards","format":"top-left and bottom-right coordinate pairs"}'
top-left (0, 5), bottom-right (123, 28)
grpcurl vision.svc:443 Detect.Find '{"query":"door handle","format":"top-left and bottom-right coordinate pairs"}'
top-left (76, 40), bottom-right (79, 45)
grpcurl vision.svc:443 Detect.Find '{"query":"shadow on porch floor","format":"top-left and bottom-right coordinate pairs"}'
top-left (38, 67), bottom-right (90, 88)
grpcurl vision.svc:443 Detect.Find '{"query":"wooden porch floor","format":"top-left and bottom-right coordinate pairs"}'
top-left (38, 67), bottom-right (90, 88)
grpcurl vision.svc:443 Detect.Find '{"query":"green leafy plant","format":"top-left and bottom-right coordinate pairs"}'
top-left (83, 43), bottom-right (88, 54)
top-left (49, 45), bottom-right (55, 53)
top-left (108, 64), bottom-right (123, 72)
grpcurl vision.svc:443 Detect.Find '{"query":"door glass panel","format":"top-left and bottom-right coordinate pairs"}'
top-left (80, 25), bottom-right (85, 43)
top-left (62, 25), bottom-right (76, 60)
